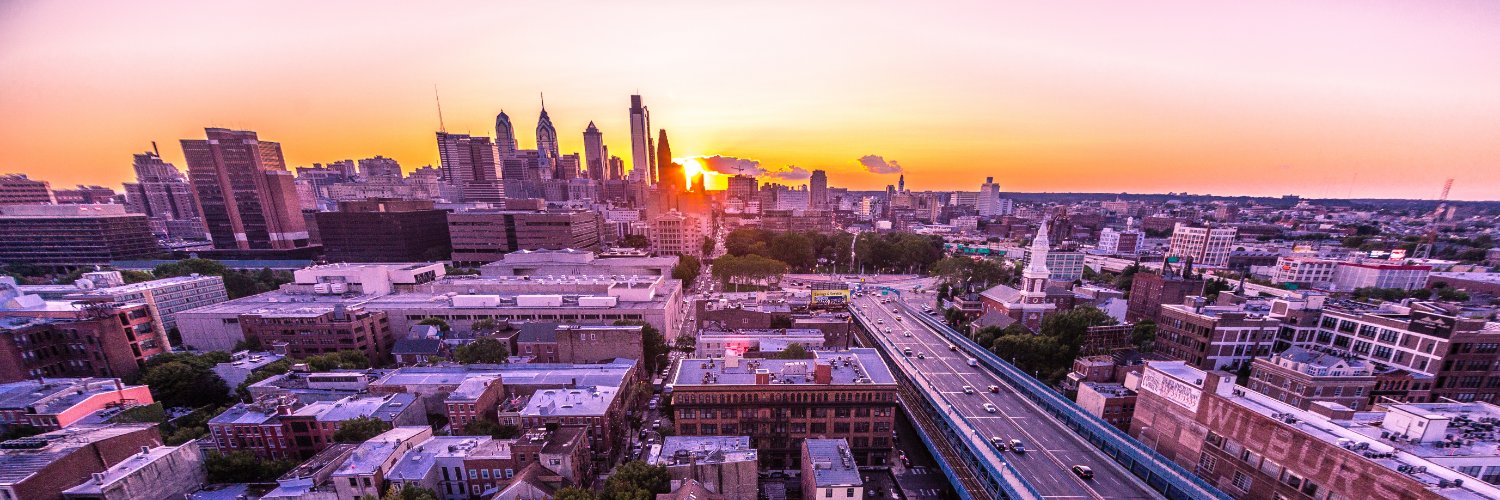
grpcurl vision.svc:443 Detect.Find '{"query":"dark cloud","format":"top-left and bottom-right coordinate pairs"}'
top-left (858, 155), bottom-right (903, 174)
top-left (765, 165), bottom-right (812, 181)
top-left (698, 155), bottom-right (764, 176)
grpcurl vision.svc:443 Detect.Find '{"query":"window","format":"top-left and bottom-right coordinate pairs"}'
top-left (1232, 471), bottom-right (1252, 491)
top-left (825, 489), bottom-right (833, 498)
top-left (1198, 453), bottom-right (1217, 474)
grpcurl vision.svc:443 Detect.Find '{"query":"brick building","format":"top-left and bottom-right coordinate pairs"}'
top-left (0, 204), bottom-right (157, 270)
top-left (1154, 297), bottom-right (1278, 371)
top-left (1246, 347), bottom-right (1377, 410)
top-left (446, 209), bottom-right (603, 267)
top-left (237, 304), bottom-right (393, 365)
top-left (0, 424), bottom-right (163, 500)
top-left (1125, 266), bottom-right (1205, 324)
top-left (316, 199), bottom-right (452, 263)
top-left (0, 378), bottom-right (153, 431)
top-left (0, 301), bottom-right (168, 383)
top-left (668, 349), bottom-right (898, 468)
top-left (208, 393), bottom-right (424, 459)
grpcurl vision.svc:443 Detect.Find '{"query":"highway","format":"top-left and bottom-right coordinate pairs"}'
top-left (852, 292), bottom-right (1159, 499)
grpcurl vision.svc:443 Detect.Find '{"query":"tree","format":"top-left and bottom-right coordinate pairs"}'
top-left (621, 234), bottom-right (651, 249)
top-left (204, 451), bottom-right (299, 483)
top-left (139, 360), bottom-right (231, 408)
top-left (672, 333), bottom-right (697, 354)
top-left (600, 461), bottom-right (670, 500)
top-left (471, 318), bottom-right (499, 334)
top-left (304, 350), bottom-right (371, 371)
top-left (772, 343), bottom-right (814, 359)
top-left (454, 338), bottom-right (509, 364)
top-left (929, 257), bottom-right (1011, 289)
top-left (672, 255), bottom-right (702, 285)
top-left (616, 320), bottom-right (669, 374)
top-left (461, 418), bottom-right (520, 439)
top-left (554, 488), bottom-right (597, 500)
top-left (333, 416), bottom-right (392, 443)
top-left (416, 317), bottom-right (450, 332)
top-left (383, 484), bottom-right (440, 500)
top-left (0, 424), bottom-right (44, 441)
top-left (1131, 320), bottom-right (1157, 350)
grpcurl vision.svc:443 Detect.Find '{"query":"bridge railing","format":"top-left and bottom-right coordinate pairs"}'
top-left (903, 304), bottom-right (1231, 500)
top-left (852, 310), bottom-right (1041, 500)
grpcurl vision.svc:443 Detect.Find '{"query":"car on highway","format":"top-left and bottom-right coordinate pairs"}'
top-left (967, 358), bottom-right (979, 367)
top-left (988, 385), bottom-right (999, 393)
top-left (903, 347), bottom-right (913, 356)
top-left (1071, 465), bottom-right (1094, 479)
top-left (916, 352), bottom-right (926, 359)
top-left (948, 344), bottom-right (957, 351)
top-left (902, 331), bottom-right (911, 337)
top-left (990, 437), bottom-right (1006, 450)
top-left (1010, 439), bottom-right (1025, 453)
top-left (884, 327), bottom-right (892, 333)
top-left (962, 385), bottom-right (975, 394)
top-left (876, 318), bottom-right (884, 324)
top-left (982, 403), bottom-right (997, 413)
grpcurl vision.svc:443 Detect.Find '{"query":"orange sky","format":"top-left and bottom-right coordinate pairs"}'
top-left (1, 1), bottom-right (1497, 199)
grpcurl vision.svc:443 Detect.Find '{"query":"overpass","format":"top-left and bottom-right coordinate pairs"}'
top-left (849, 291), bottom-right (1229, 500)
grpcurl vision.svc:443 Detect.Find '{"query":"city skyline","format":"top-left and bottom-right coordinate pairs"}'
top-left (2, 1), bottom-right (1498, 199)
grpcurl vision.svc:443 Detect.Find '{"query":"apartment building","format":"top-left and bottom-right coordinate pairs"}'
top-left (1155, 297), bottom-right (1279, 371)
top-left (1166, 223), bottom-right (1236, 267)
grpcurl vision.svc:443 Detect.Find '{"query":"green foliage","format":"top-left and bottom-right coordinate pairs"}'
top-left (153, 259), bottom-right (293, 299)
top-left (139, 360), bottom-right (231, 409)
top-left (119, 270), bottom-right (155, 284)
top-left (204, 450), bottom-right (299, 483)
top-left (333, 416), bottom-right (392, 443)
top-left (304, 350), bottom-right (371, 371)
top-left (454, 338), bottom-right (509, 364)
top-left (554, 487), bottom-right (597, 500)
top-left (232, 337), bottom-right (264, 352)
top-left (711, 254), bottom-right (790, 290)
top-left (460, 418), bottom-right (520, 439)
top-left (768, 315), bottom-right (794, 329)
top-left (161, 404), bottom-right (225, 445)
top-left (672, 333), bottom-right (697, 354)
top-left (700, 236), bottom-right (715, 256)
top-left (444, 265), bottom-right (480, 276)
top-left (621, 234), bottom-right (651, 248)
top-left (929, 256), bottom-right (1012, 289)
top-left (416, 317), bottom-right (451, 332)
top-left (854, 232), bottom-right (944, 274)
top-left (672, 254), bottom-right (702, 285)
top-left (112, 402), bottom-right (168, 424)
top-left (471, 318), bottom-right (499, 334)
top-left (1131, 320), bottom-right (1157, 350)
top-left (236, 358), bottom-right (291, 401)
top-left (383, 483), bottom-right (440, 500)
top-left (1351, 287), bottom-right (1431, 302)
top-left (615, 320), bottom-right (669, 374)
top-left (1203, 277), bottom-right (1231, 302)
top-left (988, 307), bottom-right (1117, 384)
top-left (723, 228), bottom-right (855, 272)
top-left (599, 461), bottom-right (671, 500)
top-left (1115, 263), bottom-right (1143, 296)
top-left (771, 343), bottom-right (814, 359)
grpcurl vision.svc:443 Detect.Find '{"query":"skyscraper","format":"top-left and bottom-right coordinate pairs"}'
top-left (123, 150), bottom-right (204, 240)
top-left (535, 104), bottom-right (559, 160)
top-left (898, 174), bottom-right (905, 193)
top-left (656, 129), bottom-right (682, 192)
top-left (181, 128), bottom-right (309, 250)
top-left (583, 121), bottom-right (605, 181)
top-left (977, 176), bottom-right (1004, 217)
top-left (357, 156), bottom-right (402, 178)
top-left (809, 170), bottom-right (828, 208)
top-left (629, 95), bottom-right (654, 184)
top-left (494, 110), bottom-right (517, 157)
top-left (436, 132), bottom-right (503, 202)
top-left (607, 156), bottom-right (625, 181)
top-left (727, 175), bottom-right (757, 201)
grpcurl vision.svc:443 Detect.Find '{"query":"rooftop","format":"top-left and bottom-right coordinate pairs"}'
top-left (0, 424), bottom-right (158, 485)
top-left (0, 378), bottom-right (140, 415)
top-left (672, 348), bottom-right (895, 386)
top-left (519, 386), bottom-right (619, 417)
top-left (802, 438), bottom-right (862, 488)
top-left (60, 445), bottom-right (184, 495)
top-left (334, 426), bottom-right (432, 476)
top-left (649, 435), bottom-right (757, 466)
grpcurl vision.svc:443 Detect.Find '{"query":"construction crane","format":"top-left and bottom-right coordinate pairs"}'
top-left (1415, 178), bottom-right (1454, 259)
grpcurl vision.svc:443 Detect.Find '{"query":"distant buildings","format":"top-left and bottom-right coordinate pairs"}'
top-left (181, 128), bottom-right (310, 251)
top-left (648, 211), bottom-right (704, 258)
top-left (1166, 223), bottom-right (1236, 267)
top-left (357, 155), bottom-right (402, 178)
top-left (446, 209), bottom-right (603, 267)
top-left (976, 176), bottom-right (1008, 217)
top-left (629, 95), bottom-right (655, 184)
top-left (809, 170), bottom-right (828, 209)
top-left (0, 204), bottom-right (157, 269)
top-left (583, 121), bottom-right (606, 181)
top-left (0, 173), bottom-right (54, 205)
top-left (436, 132), bottom-right (503, 203)
top-left (122, 151), bottom-right (205, 241)
top-left (1097, 227), bottom-right (1141, 256)
top-left (727, 175), bottom-right (757, 201)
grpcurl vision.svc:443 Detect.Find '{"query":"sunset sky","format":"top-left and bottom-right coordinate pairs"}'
top-left (2, 1), bottom-right (1497, 199)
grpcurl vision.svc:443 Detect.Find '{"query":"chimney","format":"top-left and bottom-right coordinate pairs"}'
top-left (754, 369), bottom-right (771, 385)
top-left (92, 472), bottom-right (106, 485)
top-left (814, 362), bottom-right (833, 385)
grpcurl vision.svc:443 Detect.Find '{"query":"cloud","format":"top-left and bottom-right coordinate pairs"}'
top-left (766, 165), bottom-right (812, 181)
top-left (698, 155), bottom-right (764, 176)
top-left (858, 155), bottom-right (903, 174)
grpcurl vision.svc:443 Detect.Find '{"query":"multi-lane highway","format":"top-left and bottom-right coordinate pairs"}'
top-left (852, 292), bottom-right (1159, 499)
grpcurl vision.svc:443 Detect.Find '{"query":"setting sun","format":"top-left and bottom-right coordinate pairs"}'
top-left (676, 157), bottom-right (717, 191)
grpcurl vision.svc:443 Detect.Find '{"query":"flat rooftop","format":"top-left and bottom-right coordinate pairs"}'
top-left (803, 438), bottom-right (862, 487)
top-left (520, 386), bottom-right (619, 417)
top-left (672, 348), bottom-right (895, 386)
top-left (60, 445), bottom-right (183, 495)
top-left (649, 435), bottom-right (757, 466)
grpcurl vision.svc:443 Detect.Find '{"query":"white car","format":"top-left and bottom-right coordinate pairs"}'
top-left (983, 403), bottom-right (998, 413)
top-left (963, 386), bottom-right (975, 394)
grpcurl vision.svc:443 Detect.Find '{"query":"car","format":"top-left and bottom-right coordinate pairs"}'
top-left (894, 316), bottom-right (902, 321)
top-left (902, 331), bottom-right (911, 337)
top-left (917, 352), bottom-right (926, 359)
top-left (891, 308), bottom-right (900, 313)
top-left (648, 401), bottom-right (658, 410)
top-left (948, 344), bottom-right (957, 351)
top-left (1010, 439), bottom-right (1025, 453)
top-left (876, 318), bottom-right (884, 324)
top-left (884, 327), bottom-right (892, 333)
top-left (1071, 465), bottom-right (1094, 479)
top-left (982, 403), bottom-right (998, 413)
top-left (988, 385), bottom-right (999, 393)
top-left (963, 385), bottom-right (975, 394)
top-left (990, 437), bottom-right (1006, 450)
top-left (967, 358), bottom-right (979, 367)
top-left (903, 347), bottom-right (913, 356)
top-left (652, 419), bottom-right (662, 429)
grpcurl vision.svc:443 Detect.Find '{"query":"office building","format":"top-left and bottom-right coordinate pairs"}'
top-left (446, 209), bottom-right (603, 267)
top-left (0, 173), bottom-right (54, 205)
top-left (0, 204), bottom-right (156, 269)
top-left (727, 175), bottom-right (757, 201)
top-left (1331, 262), bottom-right (1432, 291)
top-left (436, 132), bottom-right (503, 203)
top-left (181, 128), bottom-right (309, 250)
top-left (649, 436), bottom-right (759, 499)
top-left (1131, 361), bottom-right (1500, 499)
top-left (1309, 301), bottom-right (1492, 404)
top-left (122, 151), bottom-right (205, 240)
top-left (668, 349), bottom-right (898, 467)
top-left (800, 438), bottom-right (864, 500)
top-left (0, 424), bottom-right (163, 500)
top-left (977, 176), bottom-right (1004, 217)
top-left (583, 122), bottom-right (605, 180)
top-left (494, 111), bottom-right (518, 157)
top-left (316, 199), bottom-right (452, 262)
top-left (1272, 257), bottom-right (1339, 288)
top-left (648, 211), bottom-right (704, 258)
top-left (1166, 223), bottom-right (1237, 267)
top-left (657, 129), bottom-right (682, 192)
top-left (629, 95), bottom-right (655, 183)
top-left (1246, 347), bottom-right (1377, 410)
top-left (535, 105), bottom-right (559, 161)
top-left (1096, 227), bottom-right (1141, 256)
top-left (1155, 297), bottom-right (1278, 371)
top-left (1125, 263), bottom-right (1205, 323)
top-left (809, 170), bottom-right (828, 209)
top-left (358, 156), bottom-right (403, 178)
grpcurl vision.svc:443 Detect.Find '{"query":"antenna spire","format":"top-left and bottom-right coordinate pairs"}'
top-left (434, 85), bottom-right (446, 133)
top-left (540, 92), bottom-right (545, 110)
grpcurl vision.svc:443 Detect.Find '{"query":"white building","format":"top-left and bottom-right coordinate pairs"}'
top-left (648, 211), bottom-right (705, 259)
top-left (977, 177), bottom-right (1006, 217)
top-left (1272, 257), bottom-right (1339, 288)
top-left (1331, 262), bottom-right (1432, 291)
top-left (1167, 223), bottom-right (1237, 267)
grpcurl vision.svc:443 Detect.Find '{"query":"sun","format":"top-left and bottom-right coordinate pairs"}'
top-left (676, 157), bottom-right (711, 190)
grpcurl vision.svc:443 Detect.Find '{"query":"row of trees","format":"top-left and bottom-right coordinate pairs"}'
top-left (671, 255), bottom-right (702, 285)
top-left (710, 254), bottom-right (789, 290)
top-left (928, 256), bottom-right (1013, 291)
top-left (853, 232), bottom-right (944, 274)
top-left (723, 228), bottom-right (854, 272)
top-left (152, 258), bottom-right (294, 299)
top-left (555, 461), bottom-right (670, 500)
top-left (976, 307), bottom-right (1117, 383)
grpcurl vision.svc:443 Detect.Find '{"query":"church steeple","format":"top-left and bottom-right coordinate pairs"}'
top-left (1021, 219), bottom-right (1052, 300)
